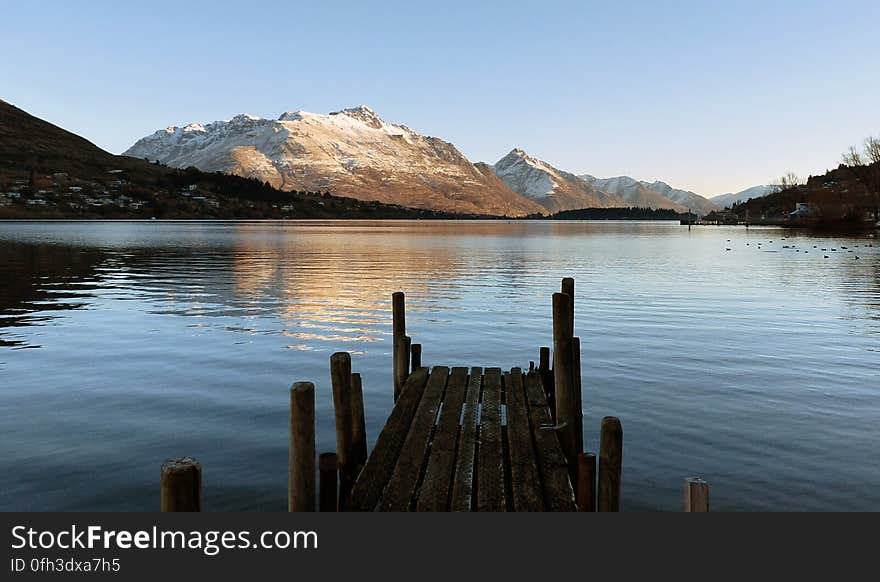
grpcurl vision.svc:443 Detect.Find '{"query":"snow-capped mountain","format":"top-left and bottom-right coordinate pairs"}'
top-left (710, 185), bottom-right (775, 208)
top-left (490, 149), bottom-right (625, 213)
top-left (579, 175), bottom-right (690, 212)
top-left (124, 106), bottom-right (545, 217)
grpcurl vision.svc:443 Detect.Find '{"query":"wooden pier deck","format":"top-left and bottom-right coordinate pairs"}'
top-left (160, 277), bottom-right (709, 512)
top-left (346, 366), bottom-right (576, 512)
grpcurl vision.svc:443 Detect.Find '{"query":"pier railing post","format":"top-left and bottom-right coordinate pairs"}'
top-left (289, 381), bottom-right (316, 512)
top-left (561, 277), bottom-right (575, 324)
top-left (539, 346), bottom-right (555, 420)
top-left (552, 292), bottom-right (577, 473)
top-left (411, 343), bottom-right (422, 373)
top-left (330, 352), bottom-right (356, 505)
top-left (598, 416), bottom-right (623, 512)
top-left (571, 337), bottom-right (584, 455)
top-left (161, 457), bottom-right (202, 512)
top-left (350, 373), bottom-right (368, 470)
top-left (319, 452), bottom-right (339, 512)
top-left (576, 452), bottom-right (596, 512)
top-left (684, 477), bottom-right (709, 512)
top-left (561, 277), bottom-right (583, 456)
top-left (392, 292), bottom-right (407, 401)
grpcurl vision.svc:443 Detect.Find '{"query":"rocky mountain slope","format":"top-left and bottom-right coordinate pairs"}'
top-left (490, 148), bottom-right (625, 213)
top-left (125, 106), bottom-right (545, 217)
top-left (710, 185), bottom-right (775, 208)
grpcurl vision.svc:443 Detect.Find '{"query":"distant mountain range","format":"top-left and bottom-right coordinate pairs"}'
top-left (490, 148), bottom-right (625, 213)
top-left (709, 185), bottom-right (776, 208)
top-left (1, 99), bottom-right (775, 218)
top-left (127, 106), bottom-right (774, 217)
top-left (125, 106), bottom-right (544, 217)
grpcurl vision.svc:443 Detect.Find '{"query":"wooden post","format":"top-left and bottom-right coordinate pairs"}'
top-left (330, 352), bottom-right (356, 504)
top-left (411, 343), bottom-right (422, 372)
top-left (404, 335), bottom-right (412, 375)
top-left (288, 381), bottom-right (316, 512)
top-left (319, 452), bottom-right (339, 512)
top-left (684, 477), bottom-right (709, 512)
top-left (552, 292), bottom-right (576, 471)
top-left (392, 292), bottom-right (407, 401)
top-left (350, 373), bottom-right (368, 470)
top-left (572, 337), bottom-right (584, 455)
top-left (561, 277), bottom-right (575, 325)
top-left (576, 452), bottom-right (596, 512)
top-left (161, 457), bottom-right (202, 512)
top-left (539, 346), bottom-right (550, 371)
top-left (598, 416), bottom-right (623, 512)
top-left (539, 345), bottom-right (555, 420)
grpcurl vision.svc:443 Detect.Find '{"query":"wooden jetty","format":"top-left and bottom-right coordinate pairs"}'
top-left (160, 278), bottom-right (709, 512)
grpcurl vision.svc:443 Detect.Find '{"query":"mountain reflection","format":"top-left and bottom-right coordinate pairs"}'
top-left (0, 222), bottom-right (877, 353)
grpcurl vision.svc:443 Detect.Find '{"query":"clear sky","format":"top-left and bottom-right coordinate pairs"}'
top-left (2, 0), bottom-right (878, 196)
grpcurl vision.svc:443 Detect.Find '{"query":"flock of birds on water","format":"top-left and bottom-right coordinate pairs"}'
top-left (724, 236), bottom-right (875, 260)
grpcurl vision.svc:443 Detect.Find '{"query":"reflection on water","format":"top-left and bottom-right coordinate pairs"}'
top-left (0, 220), bottom-right (878, 511)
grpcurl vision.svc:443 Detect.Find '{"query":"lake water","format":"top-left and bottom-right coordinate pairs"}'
top-left (1, 220), bottom-right (878, 511)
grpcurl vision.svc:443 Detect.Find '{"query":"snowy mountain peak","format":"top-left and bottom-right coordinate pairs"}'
top-left (230, 113), bottom-right (262, 123)
top-left (496, 148), bottom-right (556, 174)
top-left (491, 148), bottom-right (625, 213)
top-left (332, 105), bottom-right (384, 127)
top-left (278, 110), bottom-right (306, 122)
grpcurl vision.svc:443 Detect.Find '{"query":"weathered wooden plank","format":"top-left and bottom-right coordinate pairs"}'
top-left (450, 367), bottom-right (482, 511)
top-left (381, 367), bottom-right (450, 511)
top-left (477, 367), bottom-right (506, 512)
top-left (416, 367), bottom-right (469, 511)
top-left (505, 368), bottom-right (544, 511)
top-left (344, 367), bottom-right (430, 511)
top-left (524, 371), bottom-right (577, 512)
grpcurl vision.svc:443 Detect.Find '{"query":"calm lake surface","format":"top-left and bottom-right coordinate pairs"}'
top-left (1, 220), bottom-right (878, 511)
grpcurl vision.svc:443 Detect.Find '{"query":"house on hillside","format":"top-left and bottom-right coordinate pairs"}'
top-left (788, 202), bottom-right (810, 220)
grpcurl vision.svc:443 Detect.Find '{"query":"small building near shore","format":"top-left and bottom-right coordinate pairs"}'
top-left (789, 202), bottom-right (810, 220)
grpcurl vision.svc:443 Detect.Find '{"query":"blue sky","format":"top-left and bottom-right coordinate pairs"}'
top-left (2, 0), bottom-right (878, 195)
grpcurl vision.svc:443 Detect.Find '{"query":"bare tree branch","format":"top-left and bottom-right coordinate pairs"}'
top-left (842, 145), bottom-right (864, 166)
